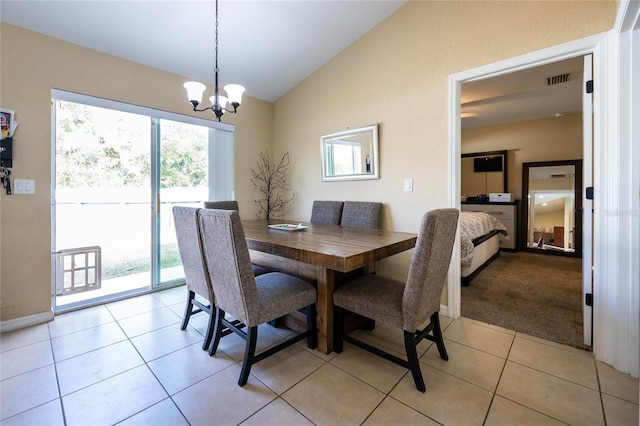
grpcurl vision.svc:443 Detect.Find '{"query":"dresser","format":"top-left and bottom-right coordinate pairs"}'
top-left (461, 201), bottom-right (518, 251)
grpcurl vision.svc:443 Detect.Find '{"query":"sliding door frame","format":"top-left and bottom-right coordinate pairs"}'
top-left (51, 89), bottom-right (234, 312)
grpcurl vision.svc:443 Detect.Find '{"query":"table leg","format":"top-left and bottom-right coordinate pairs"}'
top-left (316, 267), bottom-right (335, 354)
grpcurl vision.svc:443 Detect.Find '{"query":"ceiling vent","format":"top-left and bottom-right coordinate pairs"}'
top-left (549, 173), bottom-right (568, 178)
top-left (547, 73), bottom-right (571, 85)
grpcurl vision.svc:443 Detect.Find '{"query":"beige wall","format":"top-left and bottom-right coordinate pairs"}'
top-left (463, 114), bottom-right (583, 200)
top-left (0, 0), bottom-right (617, 323)
top-left (0, 23), bottom-right (272, 321)
top-left (272, 1), bottom-right (615, 294)
top-left (534, 210), bottom-right (566, 233)
top-left (530, 176), bottom-right (576, 191)
top-left (461, 156), bottom-right (505, 198)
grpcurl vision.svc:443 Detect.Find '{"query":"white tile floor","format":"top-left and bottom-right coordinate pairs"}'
top-left (1, 285), bottom-right (638, 425)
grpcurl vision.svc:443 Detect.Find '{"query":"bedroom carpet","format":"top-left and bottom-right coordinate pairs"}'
top-left (461, 251), bottom-right (585, 349)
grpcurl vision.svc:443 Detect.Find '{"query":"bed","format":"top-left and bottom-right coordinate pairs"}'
top-left (460, 212), bottom-right (508, 286)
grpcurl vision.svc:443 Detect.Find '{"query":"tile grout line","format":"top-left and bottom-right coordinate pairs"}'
top-left (109, 298), bottom-right (195, 425)
top-left (593, 357), bottom-right (608, 425)
top-left (56, 300), bottom-right (186, 425)
top-left (482, 336), bottom-right (585, 425)
top-left (48, 316), bottom-right (68, 426)
top-left (492, 336), bottom-right (601, 424)
top-left (480, 330), bottom-right (516, 425)
top-left (505, 358), bottom-right (603, 394)
top-left (3, 294), bottom-right (634, 425)
top-left (54, 302), bottom-right (133, 423)
top-left (484, 337), bottom-right (580, 425)
top-left (331, 340), bottom-right (447, 425)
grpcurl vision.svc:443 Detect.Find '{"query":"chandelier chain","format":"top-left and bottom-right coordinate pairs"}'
top-left (183, 0), bottom-right (244, 121)
top-left (214, 0), bottom-right (219, 73)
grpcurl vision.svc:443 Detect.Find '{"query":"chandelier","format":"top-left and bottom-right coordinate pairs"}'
top-left (183, 0), bottom-right (245, 121)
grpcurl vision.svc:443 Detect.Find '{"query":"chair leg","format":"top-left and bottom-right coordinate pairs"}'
top-left (201, 305), bottom-right (216, 351)
top-left (208, 307), bottom-right (226, 356)
top-left (404, 331), bottom-right (426, 393)
top-left (306, 303), bottom-right (317, 349)
top-left (333, 306), bottom-right (345, 353)
top-left (238, 326), bottom-right (258, 386)
top-left (364, 318), bottom-right (376, 330)
top-left (431, 312), bottom-right (448, 361)
top-left (180, 290), bottom-right (195, 330)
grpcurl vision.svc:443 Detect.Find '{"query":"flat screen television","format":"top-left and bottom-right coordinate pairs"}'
top-left (474, 156), bottom-right (503, 172)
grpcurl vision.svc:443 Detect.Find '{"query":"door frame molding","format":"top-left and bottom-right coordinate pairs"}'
top-left (598, 0), bottom-right (640, 376)
top-left (446, 32), bottom-right (612, 360)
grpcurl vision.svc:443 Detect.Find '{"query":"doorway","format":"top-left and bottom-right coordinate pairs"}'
top-left (458, 60), bottom-right (586, 346)
top-left (448, 43), bottom-right (599, 349)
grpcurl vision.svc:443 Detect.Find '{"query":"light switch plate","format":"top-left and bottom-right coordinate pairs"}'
top-left (404, 178), bottom-right (413, 192)
top-left (14, 179), bottom-right (35, 194)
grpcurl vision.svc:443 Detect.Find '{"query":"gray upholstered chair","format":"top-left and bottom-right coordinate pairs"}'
top-left (204, 200), bottom-right (268, 277)
top-left (173, 205), bottom-right (264, 351)
top-left (310, 200), bottom-right (344, 225)
top-left (333, 208), bottom-right (459, 392)
top-left (340, 201), bottom-right (382, 229)
top-left (172, 206), bottom-right (217, 351)
top-left (204, 200), bottom-right (240, 211)
top-left (341, 201), bottom-right (382, 277)
top-left (198, 209), bottom-right (317, 386)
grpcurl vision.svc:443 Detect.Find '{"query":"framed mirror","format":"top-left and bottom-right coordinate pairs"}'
top-left (521, 159), bottom-right (582, 257)
top-left (461, 150), bottom-right (507, 199)
top-left (321, 124), bottom-right (379, 182)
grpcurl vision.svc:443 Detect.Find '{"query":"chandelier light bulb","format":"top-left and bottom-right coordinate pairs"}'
top-left (224, 84), bottom-right (245, 107)
top-left (183, 81), bottom-right (206, 107)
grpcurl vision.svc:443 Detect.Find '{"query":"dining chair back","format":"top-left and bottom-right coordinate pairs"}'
top-left (333, 208), bottom-right (459, 392)
top-left (310, 200), bottom-right (344, 225)
top-left (341, 201), bottom-right (383, 277)
top-left (340, 201), bottom-right (382, 229)
top-left (204, 200), bottom-right (239, 211)
top-left (172, 206), bottom-right (216, 351)
top-left (198, 208), bottom-right (317, 386)
top-left (203, 200), bottom-right (268, 277)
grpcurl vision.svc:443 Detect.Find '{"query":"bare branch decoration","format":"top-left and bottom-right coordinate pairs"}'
top-left (250, 151), bottom-right (295, 219)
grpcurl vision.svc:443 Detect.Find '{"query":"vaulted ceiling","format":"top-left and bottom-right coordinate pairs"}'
top-left (1, 1), bottom-right (583, 129)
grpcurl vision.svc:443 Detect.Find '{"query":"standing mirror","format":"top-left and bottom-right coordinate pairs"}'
top-left (321, 124), bottom-right (379, 181)
top-left (521, 159), bottom-right (582, 257)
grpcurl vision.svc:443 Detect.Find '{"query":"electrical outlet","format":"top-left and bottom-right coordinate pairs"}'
top-left (404, 178), bottom-right (413, 192)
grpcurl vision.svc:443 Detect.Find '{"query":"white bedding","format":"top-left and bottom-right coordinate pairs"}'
top-left (460, 212), bottom-right (507, 267)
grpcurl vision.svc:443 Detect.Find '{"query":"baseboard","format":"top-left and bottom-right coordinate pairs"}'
top-left (0, 310), bottom-right (54, 333)
top-left (440, 304), bottom-right (451, 318)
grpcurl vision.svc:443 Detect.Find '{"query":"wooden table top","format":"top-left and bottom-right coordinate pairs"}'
top-left (242, 219), bottom-right (418, 273)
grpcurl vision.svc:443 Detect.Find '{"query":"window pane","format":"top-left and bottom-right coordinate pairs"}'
top-left (52, 91), bottom-right (234, 310)
top-left (158, 119), bottom-right (210, 284)
top-left (55, 101), bottom-right (152, 305)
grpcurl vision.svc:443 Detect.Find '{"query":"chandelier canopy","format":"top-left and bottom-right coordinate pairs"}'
top-left (183, 0), bottom-right (244, 121)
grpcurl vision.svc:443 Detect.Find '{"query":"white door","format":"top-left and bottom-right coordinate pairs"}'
top-left (582, 53), bottom-right (594, 347)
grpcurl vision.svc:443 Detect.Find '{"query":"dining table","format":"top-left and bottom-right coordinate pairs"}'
top-left (242, 219), bottom-right (418, 354)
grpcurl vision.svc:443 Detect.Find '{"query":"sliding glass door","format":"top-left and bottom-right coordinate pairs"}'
top-left (52, 91), bottom-right (234, 311)
top-left (155, 118), bottom-right (210, 284)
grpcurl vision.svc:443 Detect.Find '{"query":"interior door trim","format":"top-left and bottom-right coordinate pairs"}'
top-left (447, 33), bottom-right (604, 322)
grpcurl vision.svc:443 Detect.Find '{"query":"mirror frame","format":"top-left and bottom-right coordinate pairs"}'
top-left (320, 124), bottom-right (379, 182)
top-left (461, 150), bottom-right (508, 195)
top-left (520, 159), bottom-right (582, 257)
